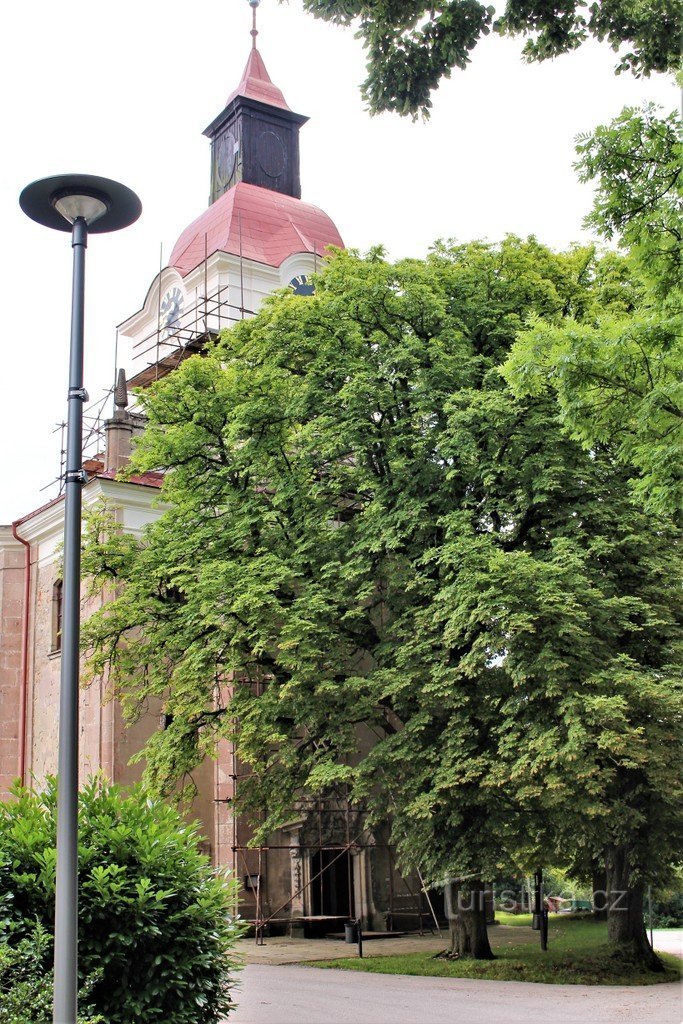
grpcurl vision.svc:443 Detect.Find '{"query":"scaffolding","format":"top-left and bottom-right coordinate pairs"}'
top-left (41, 223), bottom-right (330, 495)
top-left (42, 387), bottom-right (124, 497)
top-left (218, 750), bottom-right (442, 945)
top-left (41, 265), bottom-right (257, 497)
top-left (127, 276), bottom-right (255, 391)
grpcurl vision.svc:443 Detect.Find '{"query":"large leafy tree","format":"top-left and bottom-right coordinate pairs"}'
top-left (82, 241), bottom-right (681, 964)
top-left (504, 105), bottom-right (682, 515)
top-left (295, 2), bottom-right (681, 116)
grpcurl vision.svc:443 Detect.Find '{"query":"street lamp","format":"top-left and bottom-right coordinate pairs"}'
top-left (19, 174), bottom-right (141, 1024)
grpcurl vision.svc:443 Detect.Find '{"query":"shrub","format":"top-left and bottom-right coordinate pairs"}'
top-left (0, 778), bottom-right (243, 1023)
top-left (652, 891), bottom-right (683, 928)
top-left (0, 924), bottom-right (103, 1024)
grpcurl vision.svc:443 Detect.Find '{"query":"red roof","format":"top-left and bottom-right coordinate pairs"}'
top-left (225, 47), bottom-right (290, 111)
top-left (97, 469), bottom-right (164, 489)
top-left (169, 182), bottom-right (344, 277)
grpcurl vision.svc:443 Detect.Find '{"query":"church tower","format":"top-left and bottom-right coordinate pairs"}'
top-left (118, 3), bottom-right (343, 387)
top-left (204, 41), bottom-right (308, 204)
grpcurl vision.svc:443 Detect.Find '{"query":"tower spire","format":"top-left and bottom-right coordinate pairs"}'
top-left (204, 1), bottom-right (308, 204)
top-left (249, 0), bottom-right (260, 50)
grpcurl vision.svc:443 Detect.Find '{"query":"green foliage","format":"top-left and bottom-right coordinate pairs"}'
top-left (82, 242), bottom-right (682, 915)
top-left (504, 105), bottom-right (682, 515)
top-left (651, 892), bottom-right (683, 928)
top-left (575, 105), bottom-right (682, 295)
top-left (651, 870), bottom-right (683, 927)
top-left (503, 307), bottom-right (682, 514)
top-left (500, 0), bottom-right (681, 77)
top-left (297, 2), bottom-right (681, 116)
top-left (0, 779), bottom-right (242, 1024)
top-left (0, 925), bottom-right (103, 1024)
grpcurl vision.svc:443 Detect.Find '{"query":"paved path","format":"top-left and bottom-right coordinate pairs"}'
top-left (653, 929), bottom-right (683, 958)
top-left (236, 926), bottom-right (536, 965)
top-left (230, 964), bottom-right (682, 1024)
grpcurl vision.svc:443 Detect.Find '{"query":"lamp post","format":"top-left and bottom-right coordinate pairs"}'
top-left (19, 175), bottom-right (141, 1024)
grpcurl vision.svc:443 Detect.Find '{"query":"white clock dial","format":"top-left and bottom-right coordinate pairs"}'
top-left (288, 274), bottom-right (315, 296)
top-left (159, 287), bottom-right (184, 339)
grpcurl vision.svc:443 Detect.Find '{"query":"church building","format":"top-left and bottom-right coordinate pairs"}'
top-left (0, 21), bottom-right (437, 939)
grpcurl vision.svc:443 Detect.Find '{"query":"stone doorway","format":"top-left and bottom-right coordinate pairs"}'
top-left (310, 848), bottom-right (355, 920)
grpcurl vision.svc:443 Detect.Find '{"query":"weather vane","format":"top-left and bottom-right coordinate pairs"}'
top-left (248, 0), bottom-right (260, 49)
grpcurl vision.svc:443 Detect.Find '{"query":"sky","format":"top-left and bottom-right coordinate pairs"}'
top-left (0, 0), bottom-right (677, 523)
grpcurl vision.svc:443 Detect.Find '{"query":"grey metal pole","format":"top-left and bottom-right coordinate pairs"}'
top-left (53, 215), bottom-right (88, 1024)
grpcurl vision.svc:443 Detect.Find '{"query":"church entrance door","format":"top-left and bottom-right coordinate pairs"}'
top-left (310, 848), bottom-right (355, 920)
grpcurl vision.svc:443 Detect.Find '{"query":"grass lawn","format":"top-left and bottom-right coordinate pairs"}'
top-left (308, 915), bottom-right (682, 986)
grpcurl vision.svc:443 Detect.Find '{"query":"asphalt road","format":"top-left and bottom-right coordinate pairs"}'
top-left (230, 964), bottom-right (683, 1024)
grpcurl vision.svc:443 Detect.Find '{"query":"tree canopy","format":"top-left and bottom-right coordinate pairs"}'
top-left (296, 2), bottom-right (681, 116)
top-left (575, 103), bottom-right (682, 298)
top-left (82, 240), bottom-right (682, 964)
top-left (504, 104), bottom-right (682, 516)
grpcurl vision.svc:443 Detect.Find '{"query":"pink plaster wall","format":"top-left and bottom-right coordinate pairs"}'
top-left (0, 537), bottom-right (26, 797)
top-left (0, 527), bottom-right (292, 918)
top-left (27, 563), bottom-right (108, 786)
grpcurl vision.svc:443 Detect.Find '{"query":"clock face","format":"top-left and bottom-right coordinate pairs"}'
top-left (215, 130), bottom-right (238, 193)
top-left (257, 130), bottom-right (286, 179)
top-left (159, 286), bottom-right (184, 339)
top-left (288, 275), bottom-right (315, 297)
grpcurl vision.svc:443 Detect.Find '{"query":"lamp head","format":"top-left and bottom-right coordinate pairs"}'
top-left (20, 174), bottom-right (141, 233)
top-left (50, 188), bottom-right (110, 226)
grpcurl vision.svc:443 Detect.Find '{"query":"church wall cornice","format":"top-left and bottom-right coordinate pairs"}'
top-left (11, 477), bottom-right (164, 567)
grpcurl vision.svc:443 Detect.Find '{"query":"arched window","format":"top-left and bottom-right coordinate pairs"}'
top-left (51, 580), bottom-right (63, 653)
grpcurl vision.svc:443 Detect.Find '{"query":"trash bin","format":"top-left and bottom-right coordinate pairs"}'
top-left (344, 921), bottom-right (357, 943)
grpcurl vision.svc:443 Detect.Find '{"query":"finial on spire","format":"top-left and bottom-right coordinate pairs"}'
top-left (114, 367), bottom-right (129, 410)
top-left (248, 0), bottom-right (260, 49)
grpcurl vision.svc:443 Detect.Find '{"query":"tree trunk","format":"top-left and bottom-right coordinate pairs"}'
top-left (605, 845), bottom-right (663, 971)
top-left (592, 859), bottom-right (607, 922)
top-left (447, 881), bottom-right (495, 959)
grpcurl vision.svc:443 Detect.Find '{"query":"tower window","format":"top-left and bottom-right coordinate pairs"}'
top-left (51, 580), bottom-right (63, 653)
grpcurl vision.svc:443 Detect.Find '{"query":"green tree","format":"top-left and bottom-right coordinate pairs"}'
top-left (295, 2), bottom-right (681, 116)
top-left (0, 779), bottom-right (242, 1024)
top-left (82, 242), bottom-right (681, 966)
top-left (504, 105), bottom-right (682, 515)
top-left (575, 104), bottom-right (682, 295)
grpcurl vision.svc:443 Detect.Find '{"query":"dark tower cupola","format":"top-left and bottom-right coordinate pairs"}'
top-left (203, 43), bottom-right (308, 205)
